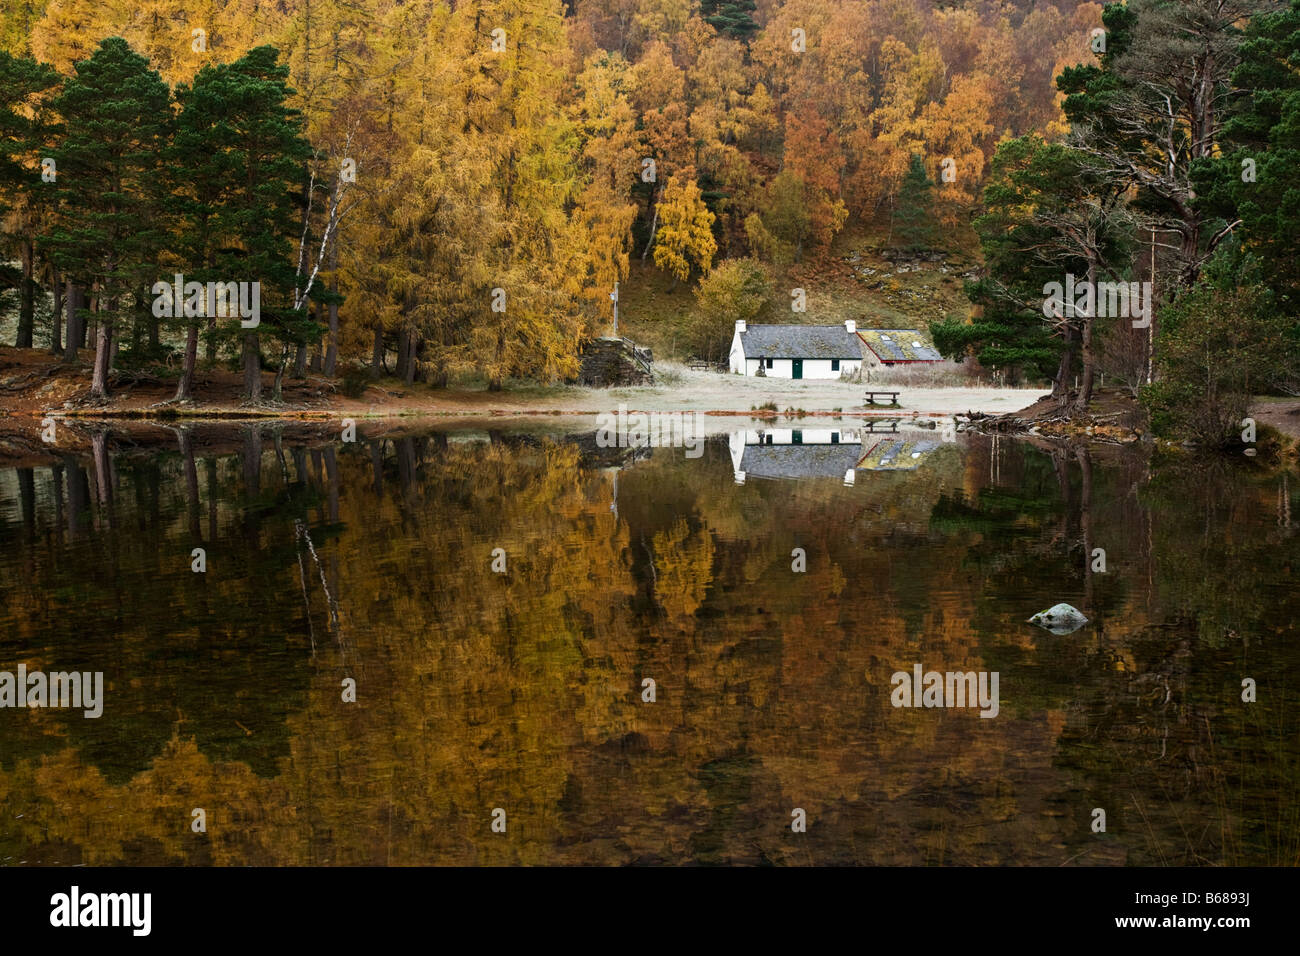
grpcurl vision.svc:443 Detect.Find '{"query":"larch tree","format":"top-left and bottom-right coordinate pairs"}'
top-left (652, 171), bottom-right (717, 284)
top-left (0, 51), bottom-right (60, 349)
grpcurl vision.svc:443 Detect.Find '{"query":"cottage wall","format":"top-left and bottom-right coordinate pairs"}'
top-left (741, 358), bottom-right (860, 379)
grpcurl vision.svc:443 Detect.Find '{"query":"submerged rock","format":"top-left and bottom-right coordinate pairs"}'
top-left (1028, 603), bottom-right (1088, 634)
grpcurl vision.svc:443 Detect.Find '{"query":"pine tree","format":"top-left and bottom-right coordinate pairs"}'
top-left (1199, 0), bottom-right (1300, 316)
top-left (699, 1), bottom-right (759, 42)
top-left (207, 46), bottom-right (313, 402)
top-left (892, 154), bottom-right (936, 252)
top-left (166, 59), bottom-right (242, 402)
top-left (45, 37), bottom-right (172, 400)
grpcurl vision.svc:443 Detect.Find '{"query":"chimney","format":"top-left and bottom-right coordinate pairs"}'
top-left (845, 319), bottom-right (857, 334)
top-left (736, 319), bottom-right (747, 333)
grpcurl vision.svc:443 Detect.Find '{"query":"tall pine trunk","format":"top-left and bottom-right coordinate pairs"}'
top-left (273, 342), bottom-right (290, 402)
top-left (63, 281), bottom-right (82, 362)
top-left (1074, 260), bottom-right (1097, 411)
top-left (176, 323), bottom-right (199, 401)
top-left (242, 330), bottom-right (262, 401)
top-left (49, 270), bottom-right (62, 354)
top-left (1052, 324), bottom-right (1074, 402)
top-left (371, 325), bottom-right (384, 378)
top-left (16, 240), bottom-right (35, 348)
top-left (90, 310), bottom-right (112, 400)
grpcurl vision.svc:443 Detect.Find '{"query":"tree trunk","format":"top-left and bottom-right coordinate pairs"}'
top-left (175, 322), bottom-right (199, 401)
top-left (1052, 324), bottom-right (1074, 402)
top-left (205, 316), bottom-right (217, 365)
top-left (402, 329), bottom-right (417, 385)
top-left (90, 312), bottom-right (112, 400)
top-left (488, 326), bottom-right (503, 391)
top-left (371, 325), bottom-right (384, 378)
top-left (242, 330), bottom-right (262, 401)
top-left (1074, 262), bottom-right (1097, 412)
top-left (325, 243), bottom-right (339, 376)
top-left (49, 270), bottom-right (63, 354)
top-left (273, 342), bottom-right (290, 402)
top-left (63, 281), bottom-right (81, 363)
top-left (395, 329), bottom-right (409, 382)
top-left (294, 343), bottom-right (308, 377)
top-left (641, 187), bottom-right (662, 262)
top-left (16, 240), bottom-right (35, 348)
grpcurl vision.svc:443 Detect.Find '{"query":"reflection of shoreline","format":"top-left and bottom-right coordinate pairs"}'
top-left (0, 414), bottom-right (952, 469)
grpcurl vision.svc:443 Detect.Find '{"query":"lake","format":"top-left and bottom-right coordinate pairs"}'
top-left (1, 421), bottom-right (1296, 865)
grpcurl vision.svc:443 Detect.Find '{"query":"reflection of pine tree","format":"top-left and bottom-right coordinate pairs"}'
top-left (700, 1), bottom-right (759, 41)
top-left (893, 155), bottom-right (936, 251)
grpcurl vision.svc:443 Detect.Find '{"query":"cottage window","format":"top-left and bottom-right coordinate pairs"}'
top-left (765, 358), bottom-right (774, 369)
top-left (831, 359), bottom-right (840, 371)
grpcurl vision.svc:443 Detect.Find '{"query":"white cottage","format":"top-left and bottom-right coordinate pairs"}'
top-left (729, 320), bottom-right (863, 379)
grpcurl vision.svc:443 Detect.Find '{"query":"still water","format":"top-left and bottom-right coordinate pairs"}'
top-left (1, 422), bottom-right (1296, 865)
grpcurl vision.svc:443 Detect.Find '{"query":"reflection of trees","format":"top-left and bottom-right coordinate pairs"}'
top-left (942, 440), bottom-right (1300, 865)
top-left (0, 432), bottom-right (1296, 865)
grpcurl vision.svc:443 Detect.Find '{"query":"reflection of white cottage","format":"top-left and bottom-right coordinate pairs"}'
top-left (730, 428), bottom-right (862, 485)
top-left (729, 320), bottom-right (863, 379)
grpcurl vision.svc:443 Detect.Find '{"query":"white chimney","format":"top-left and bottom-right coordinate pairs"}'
top-left (845, 319), bottom-right (856, 334)
top-left (736, 319), bottom-right (747, 333)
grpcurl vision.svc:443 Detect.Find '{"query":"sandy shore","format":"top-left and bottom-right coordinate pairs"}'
top-left (583, 367), bottom-right (1042, 417)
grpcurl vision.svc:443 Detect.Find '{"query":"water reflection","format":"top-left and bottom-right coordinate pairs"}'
top-left (0, 423), bottom-right (1297, 866)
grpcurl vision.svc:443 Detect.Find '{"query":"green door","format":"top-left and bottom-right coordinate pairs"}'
top-left (792, 359), bottom-right (803, 379)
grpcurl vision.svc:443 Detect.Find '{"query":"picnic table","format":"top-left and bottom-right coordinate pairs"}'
top-left (863, 390), bottom-right (900, 406)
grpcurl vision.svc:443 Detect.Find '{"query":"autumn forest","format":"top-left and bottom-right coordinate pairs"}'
top-left (1, 1), bottom-right (1226, 404)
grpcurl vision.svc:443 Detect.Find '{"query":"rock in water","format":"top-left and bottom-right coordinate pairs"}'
top-left (1028, 603), bottom-right (1088, 634)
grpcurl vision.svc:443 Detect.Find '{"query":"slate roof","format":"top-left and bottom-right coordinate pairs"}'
top-left (738, 324), bottom-right (863, 359)
top-left (857, 439), bottom-right (942, 471)
top-left (740, 442), bottom-right (864, 480)
top-left (857, 329), bottom-right (943, 362)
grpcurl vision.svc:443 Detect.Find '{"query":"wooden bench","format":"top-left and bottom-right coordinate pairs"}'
top-left (863, 390), bottom-right (900, 406)
top-left (688, 359), bottom-right (726, 372)
top-left (861, 419), bottom-right (899, 433)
